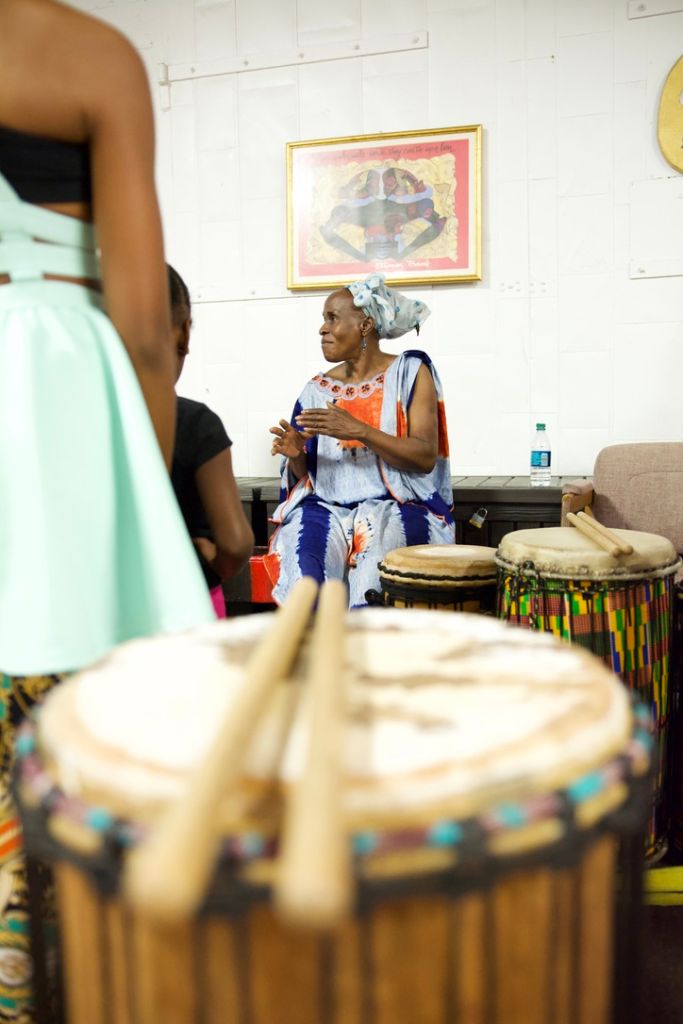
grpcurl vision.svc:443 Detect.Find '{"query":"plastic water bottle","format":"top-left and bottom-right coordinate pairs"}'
top-left (530, 423), bottom-right (552, 486)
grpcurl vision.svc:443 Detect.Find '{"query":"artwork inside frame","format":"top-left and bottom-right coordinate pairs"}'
top-left (286, 124), bottom-right (482, 291)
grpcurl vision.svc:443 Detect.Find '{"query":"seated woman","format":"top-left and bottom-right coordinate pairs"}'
top-left (268, 273), bottom-right (454, 607)
top-left (169, 265), bottom-right (254, 616)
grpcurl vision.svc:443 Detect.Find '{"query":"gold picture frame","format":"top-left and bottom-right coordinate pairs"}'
top-left (286, 124), bottom-right (482, 291)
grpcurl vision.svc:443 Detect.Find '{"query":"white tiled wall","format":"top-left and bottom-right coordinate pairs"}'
top-left (71, 0), bottom-right (683, 477)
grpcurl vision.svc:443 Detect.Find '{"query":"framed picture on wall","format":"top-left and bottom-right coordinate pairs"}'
top-left (286, 124), bottom-right (482, 290)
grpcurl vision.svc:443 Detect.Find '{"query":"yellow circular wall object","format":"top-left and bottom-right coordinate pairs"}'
top-left (658, 55), bottom-right (683, 173)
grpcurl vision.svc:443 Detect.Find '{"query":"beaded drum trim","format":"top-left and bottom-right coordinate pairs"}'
top-left (15, 702), bottom-right (653, 883)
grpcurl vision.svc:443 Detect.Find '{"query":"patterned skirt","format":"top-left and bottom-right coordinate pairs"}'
top-left (0, 674), bottom-right (62, 1024)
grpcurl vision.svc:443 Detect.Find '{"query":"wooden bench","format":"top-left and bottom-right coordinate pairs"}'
top-left (223, 476), bottom-right (583, 612)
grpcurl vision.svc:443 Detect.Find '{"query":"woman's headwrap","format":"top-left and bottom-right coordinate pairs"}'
top-left (347, 273), bottom-right (430, 339)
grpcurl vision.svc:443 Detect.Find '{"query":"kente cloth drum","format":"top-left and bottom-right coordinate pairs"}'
top-left (667, 581), bottom-right (683, 852)
top-left (496, 526), bottom-right (680, 861)
top-left (373, 544), bottom-right (498, 612)
top-left (17, 610), bottom-right (651, 1024)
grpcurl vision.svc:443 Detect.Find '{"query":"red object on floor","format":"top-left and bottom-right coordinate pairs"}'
top-left (249, 553), bottom-right (276, 604)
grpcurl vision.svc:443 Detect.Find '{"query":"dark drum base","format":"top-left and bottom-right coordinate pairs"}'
top-left (667, 582), bottom-right (683, 853)
top-left (368, 578), bottom-right (498, 614)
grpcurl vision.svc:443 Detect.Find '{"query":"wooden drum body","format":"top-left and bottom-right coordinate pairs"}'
top-left (17, 611), bottom-right (652, 1024)
top-left (496, 526), bottom-right (680, 860)
top-left (43, 831), bottom-right (635, 1024)
top-left (373, 544), bottom-right (498, 612)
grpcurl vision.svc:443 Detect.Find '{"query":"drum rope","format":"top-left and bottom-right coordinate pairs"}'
top-left (379, 567), bottom-right (497, 584)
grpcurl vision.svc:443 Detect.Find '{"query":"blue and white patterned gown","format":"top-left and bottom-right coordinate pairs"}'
top-left (266, 350), bottom-right (455, 607)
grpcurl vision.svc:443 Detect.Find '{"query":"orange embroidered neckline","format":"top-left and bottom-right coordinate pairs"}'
top-left (313, 372), bottom-right (385, 401)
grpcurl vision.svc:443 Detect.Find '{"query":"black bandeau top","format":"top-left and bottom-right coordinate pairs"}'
top-left (0, 124), bottom-right (92, 204)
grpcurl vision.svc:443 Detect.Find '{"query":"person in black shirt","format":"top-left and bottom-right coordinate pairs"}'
top-left (169, 265), bottom-right (254, 616)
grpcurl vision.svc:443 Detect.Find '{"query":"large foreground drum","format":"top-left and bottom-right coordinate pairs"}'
top-left (18, 610), bottom-right (651, 1024)
top-left (372, 544), bottom-right (498, 612)
top-left (496, 526), bottom-right (680, 860)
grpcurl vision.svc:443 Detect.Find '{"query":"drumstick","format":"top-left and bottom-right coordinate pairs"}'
top-left (566, 512), bottom-right (620, 557)
top-left (123, 575), bottom-right (319, 922)
top-left (276, 579), bottom-right (351, 929)
top-left (576, 511), bottom-right (634, 555)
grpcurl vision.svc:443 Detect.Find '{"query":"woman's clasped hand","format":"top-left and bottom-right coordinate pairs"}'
top-left (295, 403), bottom-right (367, 441)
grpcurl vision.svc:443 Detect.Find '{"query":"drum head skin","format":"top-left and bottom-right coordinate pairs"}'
top-left (37, 610), bottom-right (633, 832)
top-left (496, 527), bottom-right (680, 580)
top-left (380, 544), bottom-right (498, 587)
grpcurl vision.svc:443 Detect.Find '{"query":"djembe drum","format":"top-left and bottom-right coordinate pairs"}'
top-left (370, 544), bottom-right (498, 612)
top-left (18, 609), bottom-right (650, 1024)
top-left (667, 580), bottom-right (683, 851)
top-left (496, 526), bottom-right (680, 860)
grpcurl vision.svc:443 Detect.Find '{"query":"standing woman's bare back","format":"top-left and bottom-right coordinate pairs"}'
top-left (0, 5), bottom-right (214, 1018)
top-left (0, 0), bottom-right (176, 463)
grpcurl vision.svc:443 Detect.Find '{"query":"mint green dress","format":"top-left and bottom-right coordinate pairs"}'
top-left (0, 169), bottom-right (213, 676)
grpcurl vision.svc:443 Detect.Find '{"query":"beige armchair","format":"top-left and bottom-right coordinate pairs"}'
top-left (561, 442), bottom-right (683, 560)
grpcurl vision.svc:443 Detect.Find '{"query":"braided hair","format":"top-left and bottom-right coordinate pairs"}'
top-left (167, 263), bottom-right (191, 323)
